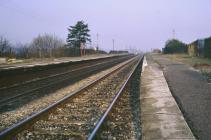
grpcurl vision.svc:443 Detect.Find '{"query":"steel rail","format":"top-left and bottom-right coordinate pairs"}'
top-left (87, 55), bottom-right (143, 140)
top-left (0, 55), bottom-right (132, 105)
top-left (0, 55), bottom-right (132, 90)
top-left (0, 56), bottom-right (138, 140)
top-left (0, 54), bottom-right (127, 71)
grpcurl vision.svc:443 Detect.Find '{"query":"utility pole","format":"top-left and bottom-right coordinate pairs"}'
top-left (39, 48), bottom-right (41, 58)
top-left (50, 48), bottom-right (52, 58)
top-left (173, 29), bottom-right (176, 39)
top-left (112, 39), bottom-right (115, 51)
top-left (96, 33), bottom-right (99, 51)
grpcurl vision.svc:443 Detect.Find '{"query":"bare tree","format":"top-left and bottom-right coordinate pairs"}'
top-left (30, 34), bottom-right (65, 58)
top-left (15, 43), bottom-right (29, 58)
top-left (0, 36), bottom-right (11, 57)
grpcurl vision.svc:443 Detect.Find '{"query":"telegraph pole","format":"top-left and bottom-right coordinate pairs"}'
top-left (96, 33), bottom-right (99, 51)
top-left (173, 29), bottom-right (176, 39)
top-left (112, 39), bottom-right (115, 51)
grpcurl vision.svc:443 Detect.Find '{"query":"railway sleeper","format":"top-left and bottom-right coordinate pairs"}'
top-left (55, 108), bottom-right (105, 116)
top-left (17, 130), bottom-right (84, 140)
top-left (33, 121), bottom-right (93, 132)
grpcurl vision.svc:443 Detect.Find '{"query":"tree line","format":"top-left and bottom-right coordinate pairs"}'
top-left (0, 21), bottom-right (105, 59)
top-left (163, 39), bottom-right (187, 54)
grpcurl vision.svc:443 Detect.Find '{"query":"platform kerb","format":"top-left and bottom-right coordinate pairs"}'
top-left (140, 56), bottom-right (195, 140)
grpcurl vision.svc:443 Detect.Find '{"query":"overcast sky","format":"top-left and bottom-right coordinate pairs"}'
top-left (0, 0), bottom-right (211, 52)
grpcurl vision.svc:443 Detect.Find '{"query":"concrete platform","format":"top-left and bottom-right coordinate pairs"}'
top-left (140, 56), bottom-right (195, 140)
top-left (0, 54), bottom-right (125, 70)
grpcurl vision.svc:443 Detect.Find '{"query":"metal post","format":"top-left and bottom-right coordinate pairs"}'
top-left (112, 39), bottom-right (115, 52)
top-left (96, 33), bottom-right (99, 51)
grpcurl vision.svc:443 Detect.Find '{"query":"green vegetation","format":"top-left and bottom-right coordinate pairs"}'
top-left (163, 39), bottom-right (187, 54)
top-left (162, 54), bottom-right (211, 82)
top-left (0, 21), bottom-right (106, 60)
top-left (67, 21), bottom-right (91, 48)
top-left (163, 54), bottom-right (211, 66)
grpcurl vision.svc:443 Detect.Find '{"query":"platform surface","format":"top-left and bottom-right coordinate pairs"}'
top-left (0, 54), bottom-right (123, 70)
top-left (140, 56), bottom-right (196, 140)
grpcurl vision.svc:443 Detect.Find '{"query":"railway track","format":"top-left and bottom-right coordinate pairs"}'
top-left (88, 58), bottom-right (142, 139)
top-left (0, 55), bottom-right (134, 133)
top-left (0, 55), bottom-right (130, 88)
top-left (0, 55), bottom-right (132, 106)
top-left (0, 55), bottom-right (143, 140)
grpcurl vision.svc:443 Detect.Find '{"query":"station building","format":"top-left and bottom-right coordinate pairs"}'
top-left (188, 37), bottom-right (211, 58)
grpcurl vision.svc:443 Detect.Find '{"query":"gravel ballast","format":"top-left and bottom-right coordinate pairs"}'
top-left (0, 58), bottom-right (134, 132)
top-left (15, 58), bottom-right (138, 139)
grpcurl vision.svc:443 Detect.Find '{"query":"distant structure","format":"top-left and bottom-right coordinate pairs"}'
top-left (187, 37), bottom-right (211, 58)
top-left (112, 39), bottom-right (115, 51)
top-left (109, 50), bottom-right (128, 54)
top-left (173, 29), bottom-right (176, 39)
top-left (96, 33), bottom-right (99, 51)
top-left (152, 48), bottom-right (161, 53)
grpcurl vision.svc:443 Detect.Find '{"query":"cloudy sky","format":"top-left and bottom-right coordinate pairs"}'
top-left (0, 0), bottom-right (211, 52)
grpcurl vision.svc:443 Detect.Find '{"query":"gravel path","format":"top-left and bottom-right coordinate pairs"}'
top-left (0, 58), bottom-right (133, 132)
top-left (150, 54), bottom-right (211, 139)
